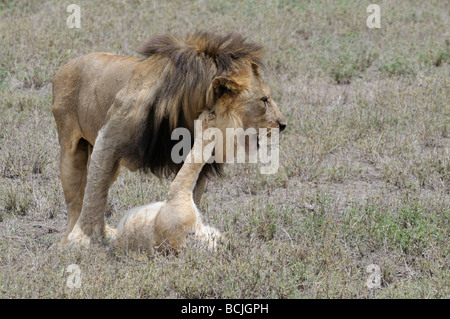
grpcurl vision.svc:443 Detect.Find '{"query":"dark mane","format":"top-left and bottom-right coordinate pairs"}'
top-left (138, 31), bottom-right (264, 76)
top-left (120, 31), bottom-right (264, 179)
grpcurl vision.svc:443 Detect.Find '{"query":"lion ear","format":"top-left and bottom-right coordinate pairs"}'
top-left (251, 62), bottom-right (260, 74)
top-left (212, 76), bottom-right (242, 99)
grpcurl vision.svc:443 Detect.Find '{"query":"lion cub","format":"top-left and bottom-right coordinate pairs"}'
top-left (114, 111), bottom-right (221, 253)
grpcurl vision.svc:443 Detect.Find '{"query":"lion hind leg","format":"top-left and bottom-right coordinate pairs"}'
top-left (59, 138), bottom-right (90, 244)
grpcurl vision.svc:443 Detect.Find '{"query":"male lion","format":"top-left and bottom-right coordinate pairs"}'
top-left (52, 31), bottom-right (286, 246)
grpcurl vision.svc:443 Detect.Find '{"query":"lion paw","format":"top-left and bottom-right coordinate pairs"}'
top-left (105, 224), bottom-right (118, 243)
top-left (194, 225), bottom-right (223, 251)
top-left (67, 225), bottom-right (93, 246)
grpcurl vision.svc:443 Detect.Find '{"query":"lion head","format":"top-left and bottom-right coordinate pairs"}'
top-left (209, 61), bottom-right (286, 161)
top-left (123, 31), bottom-right (286, 177)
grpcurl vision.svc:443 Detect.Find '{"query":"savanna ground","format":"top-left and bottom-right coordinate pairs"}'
top-left (0, 0), bottom-right (448, 298)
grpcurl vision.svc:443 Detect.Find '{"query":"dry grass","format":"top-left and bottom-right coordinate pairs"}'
top-left (0, 0), bottom-right (449, 298)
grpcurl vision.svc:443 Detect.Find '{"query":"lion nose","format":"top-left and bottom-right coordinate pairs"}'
top-left (278, 120), bottom-right (287, 132)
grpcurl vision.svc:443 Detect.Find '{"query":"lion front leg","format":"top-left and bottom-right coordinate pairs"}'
top-left (67, 129), bottom-right (121, 246)
top-left (193, 172), bottom-right (207, 206)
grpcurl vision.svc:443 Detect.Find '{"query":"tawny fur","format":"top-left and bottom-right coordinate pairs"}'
top-left (52, 31), bottom-right (286, 246)
top-left (114, 112), bottom-right (223, 253)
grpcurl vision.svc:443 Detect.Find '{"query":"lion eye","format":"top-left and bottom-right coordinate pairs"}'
top-left (261, 97), bottom-right (269, 103)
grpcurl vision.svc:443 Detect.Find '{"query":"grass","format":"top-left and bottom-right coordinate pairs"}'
top-left (0, 0), bottom-right (449, 298)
